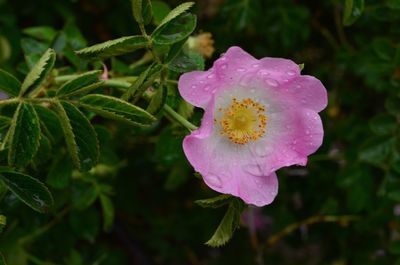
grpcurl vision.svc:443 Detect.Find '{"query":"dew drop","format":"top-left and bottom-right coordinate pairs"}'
top-left (207, 174), bottom-right (222, 188)
top-left (207, 74), bottom-right (215, 79)
top-left (220, 63), bottom-right (227, 69)
top-left (243, 164), bottom-right (264, 176)
top-left (252, 63), bottom-right (260, 68)
top-left (191, 85), bottom-right (197, 89)
top-left (264, 78), bottom-right (278, 87)
top-left (305, 130), bottom-right (310, 135)
top-left (211, 89), bottom-right (217, 94)
top-left (258, 69), bottom-right (269, 76)
top-left (296, 84), bottom-right (301, 89)
top-left (237, 68), bottom-right (245, 72)
top-left (287, 70), bottom-right (296, 76)
top-left (269, 190), bottom-right (277, 196)
top-left (204, 85), bottom-right (210, 91)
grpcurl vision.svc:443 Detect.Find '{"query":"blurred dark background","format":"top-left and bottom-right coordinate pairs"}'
top-left (1, 0), bottom-right (400, 264)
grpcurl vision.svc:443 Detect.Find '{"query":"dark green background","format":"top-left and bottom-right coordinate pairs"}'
top-left (1, 0), bottom-right (400, 264)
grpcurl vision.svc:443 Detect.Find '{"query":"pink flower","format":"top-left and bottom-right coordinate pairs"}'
top-left (178, 47), bottom-right (327, 207)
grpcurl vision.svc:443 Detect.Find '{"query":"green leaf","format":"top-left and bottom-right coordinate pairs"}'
top-left (47, 153), bottom-right (72, 189)
top-left (152, 12), bottom-right (197, 45)
top-left (100, 194), bottom-right (114, 232)
top-left (178, 98), bottom-right (194, 119)
top-left (80, 94), bottom-right (156, 126)
top-left (369, 114), bottom-right (397, 135)
top-left (34, 105), bottom-right (63, 143)
top-left (164, 38), bottom-right (188, 63)
top-left (389, 241), bottom-right (400, 255)
top-left (0, 252), bottom-right (6, 265)
top-left (56, 70), bottom-right (102, 97)
top-left (76, 36), bottom-right (148, 60)
top-left (73, 184), bottom-right (98, 210)
top-left (168, 50), bottom-right (204, 73)
top-left (23, 26), bottom-right (57, 42)
top-left (131, 0), bottom-right (153, 25)
top-left (195, 194), bottom-right (233, 209)
top-left (0, 69), bottom-right (21, 97)
top-left (20, 48), bottom-right (56, 96)
top-left (147, 84), bottom-right (166, 114)
top-left (0, 170), bottom-right (53, 213)
top-left (385, 96), bottom-right (400, 115)
top-left (359, 137), bottom-right (395, 166)
top-left (122, 63), bottom-right (162, 102)
top-left (0, 116), bottom-right (11, 131)
top-left (343, 0), bottom-right (364, 26)
top-left (8, 102), bottom-right (41, 167)
top-left (155, 2), bottom-right (194, 30)
top-left (152, 1), bottom-right (171, 25)
top-left (206, 199), bottom-right (245, 247)
top-left (33, 135), bottom-right (51, 166)
top-left (54, 100), bottom-right (99, 171)
top-left (0, 214), bottom-right (6, 233)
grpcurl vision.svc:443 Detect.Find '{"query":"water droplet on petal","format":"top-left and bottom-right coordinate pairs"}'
top-left (220, 63), bottom-right (227, 69)
top-left (207, 174), bottom-right (222, 188)
top-left (207, 74), bottom-right (215, 79)
top-left (305, 130), bottom-right (310, 135)
top-left (211, 89), bottom-right (216, 94)
top-left (204, 85), bottom-right (210, 91)
top-left (264, 78), bottom-right (278, 87)
top-left (191, 85), bottom-right (197, 89)
top-left (296, 84), bottom-right (301, 89)
top-left (243, 164), bottom-right (264, 176)
top-left (287, 70), bottom-right (296, 76)
top-left (237, 68), bottom-right (245, 72)
top-left (252, 63), bottom-right (260, 68)
top-left (269, 190), bottom-right (277, 196)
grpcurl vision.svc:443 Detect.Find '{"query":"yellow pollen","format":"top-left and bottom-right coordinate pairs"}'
top-left (218, 97), bottom-right (267, 145)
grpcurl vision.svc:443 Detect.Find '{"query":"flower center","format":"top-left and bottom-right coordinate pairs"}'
top-left (218, 98), bottom-right (267, 145)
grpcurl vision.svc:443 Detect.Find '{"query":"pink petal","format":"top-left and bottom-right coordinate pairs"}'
top-left (259, 108), bottom-right (324, 174)
top-left (182, 100), bottom-right (279, 206)
top-left (284, 75), bottom-right (328, 112)
top-left (178, 47), bottom-right (258, 108)
top-left (178, 71), bottom-right (218, 108)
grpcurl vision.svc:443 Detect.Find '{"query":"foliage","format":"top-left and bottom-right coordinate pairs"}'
top-left (0, 0), bottom-right (399, 264)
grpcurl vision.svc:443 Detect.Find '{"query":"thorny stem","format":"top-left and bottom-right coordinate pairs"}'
top-left (265, 215), bottom-right (360, 248)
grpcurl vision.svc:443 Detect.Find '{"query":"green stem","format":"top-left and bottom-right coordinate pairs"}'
top-left (164, 105), bottom-right (198, 131)
top-left (266, 215), bottom-right (360, 248)
top-left (0, 98), bottom-right (19, 106)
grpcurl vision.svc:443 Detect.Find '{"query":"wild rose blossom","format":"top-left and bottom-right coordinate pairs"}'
top-left (178, 47), bottom-right (327, 207)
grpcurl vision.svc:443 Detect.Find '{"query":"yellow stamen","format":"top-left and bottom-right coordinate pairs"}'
top-left (218, 97), bottom-right (267, 145)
